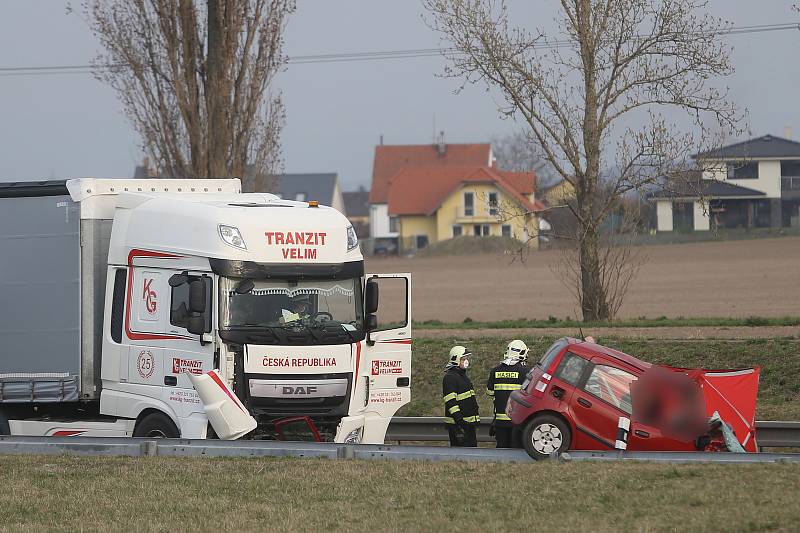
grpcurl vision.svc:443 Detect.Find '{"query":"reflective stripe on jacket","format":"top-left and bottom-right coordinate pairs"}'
top-left (486, 362), bottom-right (528, 427)
top-left (442, 366), bottom-right (480, 425)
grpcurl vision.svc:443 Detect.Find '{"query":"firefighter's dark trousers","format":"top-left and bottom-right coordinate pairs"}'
top-left (494, 426), bottom-right (522, 449)
top-left (448, 424), bottom-right (478, 447)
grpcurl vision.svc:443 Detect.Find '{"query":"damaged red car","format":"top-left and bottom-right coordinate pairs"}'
top-left (507, 337), bottom-right (760, 460)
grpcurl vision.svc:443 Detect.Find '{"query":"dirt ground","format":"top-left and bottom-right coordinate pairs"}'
top-left (365, 236), bottom-right (800, 322)
top-left (414, 325), bottom-right (800, 340)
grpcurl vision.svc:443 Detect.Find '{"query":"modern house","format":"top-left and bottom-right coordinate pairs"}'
top-left (539, 178), bottom-right (575, 206)
top-left (369, 140), bottom-right (495, 252)
top-left (651, 135), bottom-right (800, 231)
top-left (386, 166), bottom-right (543, 253)
top-left (269, 173), bottom-right (345, 213)
top-left (343, 187), bottom-right (370, 238)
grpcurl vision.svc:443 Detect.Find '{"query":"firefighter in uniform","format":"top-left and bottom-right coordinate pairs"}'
top-left (486, 340), bottom-right (529, 448)
top-left (442, 346), bottom-right (480, 447)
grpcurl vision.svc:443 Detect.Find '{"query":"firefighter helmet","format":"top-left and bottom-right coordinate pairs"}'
top-left (505, 339), bottom-right (528, 363)
top-left (448, 345), bottom-right (472, 366)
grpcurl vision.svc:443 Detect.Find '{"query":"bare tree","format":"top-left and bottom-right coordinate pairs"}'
top-left (491, 130), bottom-right (558, 185)
top-left (84, 0), bottom-right (294, 189)
top-left (425, 0), bottom-right (744, 320)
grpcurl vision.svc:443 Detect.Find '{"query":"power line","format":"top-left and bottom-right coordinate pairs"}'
top-left (1, 22), bottom-right (798, 77)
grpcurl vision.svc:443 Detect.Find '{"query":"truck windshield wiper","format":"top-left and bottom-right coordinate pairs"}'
top-left (311, 322), bottom-right (360, 343)
top-left (273, 323), bottom-right (323, 342)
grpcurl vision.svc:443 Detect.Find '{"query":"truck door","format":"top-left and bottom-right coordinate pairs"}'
top-left (125, 267), bottom-right (214, 420)
top-left (360, 274), bottom-right (412, 415)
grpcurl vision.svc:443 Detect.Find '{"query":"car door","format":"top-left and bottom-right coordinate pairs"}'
top-left (568, 359), bottom-right (638, 450)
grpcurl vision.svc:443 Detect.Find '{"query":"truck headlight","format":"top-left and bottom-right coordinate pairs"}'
top-left (219, 224), bottom-right (247, 250)
top-left (346, 225), bottom-right (359, 251)
top-left (344, 427), bottom-right (362, 444)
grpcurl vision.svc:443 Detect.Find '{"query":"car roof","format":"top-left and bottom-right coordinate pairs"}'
top-left (564, 337), bottom-right (651, 372)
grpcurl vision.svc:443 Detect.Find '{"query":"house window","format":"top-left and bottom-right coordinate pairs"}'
top-left (488, 192), bottom-right (499, 216)
top-left (464, 192), bottom-right (474, 216)
top-left (452, 225), bottom-right (463, 237)
top-left (389, 216), bottom-right (398, 233)
top-left (501, 225), bottom-right (512, 237)
top-left (475, 224), bottom-right (490, 236)
top-left (726, 162), bottom-right (758, 179)
top-left (295, 192), bottom-right (307, 201)
top-left (415, 235), bottom-right (429, 249)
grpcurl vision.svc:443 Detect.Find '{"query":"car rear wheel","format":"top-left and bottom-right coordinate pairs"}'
top-left (522, 414), bottom-right (571, 460)
top-left (133, 412), bottom-right (179, 438)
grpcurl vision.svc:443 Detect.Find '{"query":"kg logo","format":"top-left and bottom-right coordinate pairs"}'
top-left (142, 278), bottom-right (157, 315)
top-left (137, 350), bottom-right (156, 379)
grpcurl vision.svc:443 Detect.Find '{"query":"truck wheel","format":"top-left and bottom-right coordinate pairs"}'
top-left (134, 412), bottom-right (179, 438)
top-left (522, 414), bottom-right (571, 460)
top-left (0, 410), bottom-right (10, 436)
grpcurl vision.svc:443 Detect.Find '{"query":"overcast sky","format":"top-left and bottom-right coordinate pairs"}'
top-left (1, 1), bottom-right (799, 190)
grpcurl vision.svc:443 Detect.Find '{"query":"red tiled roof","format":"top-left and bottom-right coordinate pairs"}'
top-left (369, 143), bottom-right (493, 203)
top-left (387, 166), bottom-right (544, 216)
top-left (496, 170), bottom-right (537, 195)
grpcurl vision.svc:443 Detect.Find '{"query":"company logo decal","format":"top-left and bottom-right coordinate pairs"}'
top-left (264, 231), bottom-right (327, 260)
top-left (371, 360), bottom-right (403, 375)
top-left (137, 350), bottom-right (156, 379)
top-left (262, 357), bottom-right (337, 368)
top-left (282, 385), bottom-right (318, 395)
top-left (172, 358), bottom-right (203, 375)
top-left (142, 278), bottom-right (158, 315)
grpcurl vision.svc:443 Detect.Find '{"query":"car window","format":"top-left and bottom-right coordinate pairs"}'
top-left (553, 352), bottom-right (589, 385)
top-left (538, 339), bottom-right (567, 371)
top-left (583, 364), bottom-right (637, 413)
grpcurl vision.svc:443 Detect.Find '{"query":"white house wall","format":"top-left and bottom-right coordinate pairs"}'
top-left (701, 160), bottom-right (781, 198)
top-left (369, 203), bottom-right (398, 238)
top-left (693, 201), bottom-right (710, 231)
top-left (656, 201), bottom-right (673, 231)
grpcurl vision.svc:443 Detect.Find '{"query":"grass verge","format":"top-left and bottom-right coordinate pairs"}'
top-left (414, 315), bottom-right (800, 329)
top-left (400, 336), bottom-right (800, 420)
top-left (0, 455), bottom-right (798, 532)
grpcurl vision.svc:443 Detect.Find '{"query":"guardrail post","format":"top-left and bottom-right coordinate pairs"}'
top-left (337, 445), bottom-right (355, 459)
top-left (140, 440), bottom-right (158, 457)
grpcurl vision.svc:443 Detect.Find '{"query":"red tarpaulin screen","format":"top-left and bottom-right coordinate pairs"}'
top-left (680, 367), bottom-right (761, 452)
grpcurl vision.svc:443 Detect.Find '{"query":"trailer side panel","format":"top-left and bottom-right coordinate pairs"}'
top-left (0, 194), bottom-right (81, 402)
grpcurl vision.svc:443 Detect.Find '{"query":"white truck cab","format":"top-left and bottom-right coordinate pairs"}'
top-left (0, 179), bottom-right (411, 443)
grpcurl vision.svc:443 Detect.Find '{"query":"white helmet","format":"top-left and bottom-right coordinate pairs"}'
top-left (504, 339), bottom-right (528, 363)
top-left (448, 345), bottom-right (472, 366)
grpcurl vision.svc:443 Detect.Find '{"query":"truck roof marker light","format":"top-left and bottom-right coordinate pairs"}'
top-left (308, 200), bottom-right (319, 207)
top-left (219, 224), bottom-right (247, 250)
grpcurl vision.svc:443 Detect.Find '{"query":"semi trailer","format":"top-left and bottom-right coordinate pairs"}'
top-left (0, 179), bottom-right (411, 443)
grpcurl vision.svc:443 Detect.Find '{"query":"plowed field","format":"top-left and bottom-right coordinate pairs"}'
top-left (365, 237), bottom-right (800, 322)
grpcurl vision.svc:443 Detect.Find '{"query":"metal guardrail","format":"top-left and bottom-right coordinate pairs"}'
top-left (1, 436), bottom-right (800, 464)
top-left (386, 418), bottom-right (800, 450)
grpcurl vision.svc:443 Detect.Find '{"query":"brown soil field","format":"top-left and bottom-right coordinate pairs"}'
top-left (414, 325), bottom-right (800, 340)
top-left (365, 237), bottom-right (800, 323)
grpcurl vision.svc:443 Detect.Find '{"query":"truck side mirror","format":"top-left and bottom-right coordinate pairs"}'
top-left (365, 314), bottom-right (378, 332)
top-left (169, 272), bottom-right (189, 287)
top-left (187, 315), bottom-right (205, 336)
top-left (189, 279), bottom-right (206, 314)
top-left (365, 279), bottom-right (379, 315)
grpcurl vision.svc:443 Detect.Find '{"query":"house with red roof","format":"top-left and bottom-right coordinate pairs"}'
top-left (368, 139), bottom-right (496, 251)
top-left (386, 165), bottom-right (544, 252)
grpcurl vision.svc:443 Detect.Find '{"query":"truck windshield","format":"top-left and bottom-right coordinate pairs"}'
top-left (219, 277), bottom-right (363, 345)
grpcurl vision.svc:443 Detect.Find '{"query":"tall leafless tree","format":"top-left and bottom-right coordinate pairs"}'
top-left (425, 0), bottom-right (744, 321)
top-left (85, 0), bottom-right (294, 190)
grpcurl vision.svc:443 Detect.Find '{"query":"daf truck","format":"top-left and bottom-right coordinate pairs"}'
top-left (0, 179), bottom-right (411, 443)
